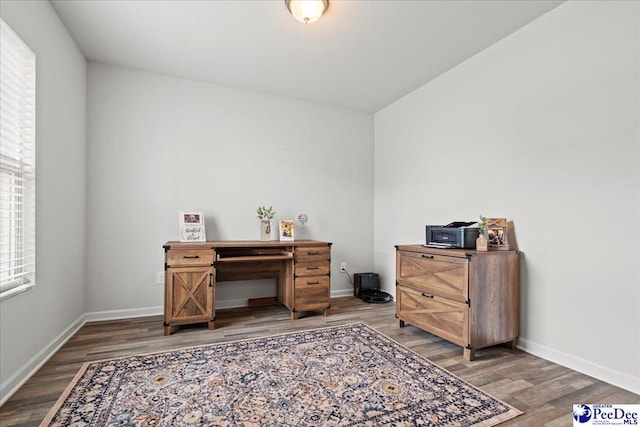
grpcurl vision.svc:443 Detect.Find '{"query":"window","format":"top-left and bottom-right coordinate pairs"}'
top-left (0, 18), bottom-right (36, 300)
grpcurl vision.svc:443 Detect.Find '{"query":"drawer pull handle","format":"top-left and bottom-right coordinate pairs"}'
top-left (183, 255), bottom-right (200, 259)
top-left (421, 293), bottom-right (434, 299)
top-left (306, 251), bottom-right (320, 255)
top-left (422, 255), bottom-right (434, 259)
top-left (306, 267), bottom-right (320, 270)
top-left (209, 273), bottom-right (214, 287)
top-left (307, 281), bottom-right (321, 285)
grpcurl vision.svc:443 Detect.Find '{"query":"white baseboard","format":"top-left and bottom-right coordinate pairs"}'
top-left (83, 291), bottom-right (355, 319)
top-left (331, 288), bottom-right (354, 298)
top-left (215, 298), bottom-right (248, 310)
top-left (221, 290), bottom-right (354, 303)
top-left (212, 290), bottom-right (354, 310)
top-left (85, 306), bottom-right (163, 322)
top-left (0, 313), bottom-right (86, 407)
top-left (517, 337), bottom-right (640, 395)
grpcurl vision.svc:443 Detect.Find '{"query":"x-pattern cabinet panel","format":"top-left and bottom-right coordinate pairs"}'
top-left (396, 245), bottom-right (519, 361)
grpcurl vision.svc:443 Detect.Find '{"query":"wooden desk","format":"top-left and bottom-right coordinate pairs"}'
top-left (163, 240), bottom-right (332, 335)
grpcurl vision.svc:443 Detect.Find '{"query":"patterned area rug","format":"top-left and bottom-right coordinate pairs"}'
top-left (42, 323), bottom-right (521, 426)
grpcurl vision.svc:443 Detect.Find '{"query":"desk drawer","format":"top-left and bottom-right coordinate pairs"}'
top-left (166, 249), bottom-right (214, 267)
top-left (397, 285), bottom-right (468, 348)
top-left (294, 246), bottom-right (330, 263)
top-left (295, 262), bottom-right (330, 277)
top-left (396, 250), bottom-right (468, 303)
top-left (294, 276), bottom-right (330, 309)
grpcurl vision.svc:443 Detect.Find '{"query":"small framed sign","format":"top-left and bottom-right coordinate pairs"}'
top-left (179, 211), bottom-right (206, 242)
top-left (279, 220), bottom-right (294, 241)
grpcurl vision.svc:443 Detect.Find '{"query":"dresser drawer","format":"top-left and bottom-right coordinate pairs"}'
top-left (294, 246), bottom-right (331, 263)
top-left (396, 250), bottom-right (468, 303)
top-left (396, 286), bottom-right (468, 348)
top-left (166, 249), bottom-right (214, 267)
top-left (294, 276), bottom-right (329, 309)
top-left (294, 262), bottom-right (330, 277)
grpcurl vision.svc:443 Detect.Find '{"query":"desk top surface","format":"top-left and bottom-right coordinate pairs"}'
top-left (164, 240), bottom-right (331, 250)
top-left (396, 244), bottom-right (519, 257)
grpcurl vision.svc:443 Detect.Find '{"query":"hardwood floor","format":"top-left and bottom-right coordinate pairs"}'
top-left (1, 297), bottom-right (637, 426)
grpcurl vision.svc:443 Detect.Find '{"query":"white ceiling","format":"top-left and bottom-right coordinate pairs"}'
top-left (50, 0), bottom-right (564, 112)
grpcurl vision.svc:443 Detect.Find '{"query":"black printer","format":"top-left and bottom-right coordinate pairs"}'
top-left (425, 221), bottom-right (480, 249)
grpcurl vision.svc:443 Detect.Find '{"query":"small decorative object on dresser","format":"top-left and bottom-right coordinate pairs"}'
top-left (395, 244), bottom-right (520, 361)
top-left (476, 215), bottom-right (488, 251)
top-left (297, 213), bottom-right (309, 240)
top-left (179, 211), bottom-right (206, 242)
top-left (259, 220), bottom-right (272, 241)
top-left (279, 220), bottom-right (294, 241)
top-left (486, 217), bottom-right (509, 250)
top-left (256, 205), bottom-right (275, 241)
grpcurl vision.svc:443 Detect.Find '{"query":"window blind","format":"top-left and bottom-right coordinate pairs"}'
top-left (0, 18), bottom-right (36, 300)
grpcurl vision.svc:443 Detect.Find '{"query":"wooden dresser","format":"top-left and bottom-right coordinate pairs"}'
top-left (163, 240), bottom-right (331, 335)
top-left (395, 245), bottom-right (519, 360)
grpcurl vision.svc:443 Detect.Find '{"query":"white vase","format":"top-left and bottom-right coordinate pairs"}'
top-left (259, 220), bottom-right (272, 241)
top-left (476, 233), bottom-right (488, 251)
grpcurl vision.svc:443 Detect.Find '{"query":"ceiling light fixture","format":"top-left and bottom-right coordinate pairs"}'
top-left (285, 0), bottom-right (329, 24)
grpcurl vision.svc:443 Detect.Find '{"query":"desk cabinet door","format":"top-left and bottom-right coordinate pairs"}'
top-left (165, 266), bottom-right (215, 325)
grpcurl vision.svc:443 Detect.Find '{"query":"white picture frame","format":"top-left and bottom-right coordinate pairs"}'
top-left (179, 211), bottom-right (206, 242)
top-left (279, 220), bottom-right (294, 241)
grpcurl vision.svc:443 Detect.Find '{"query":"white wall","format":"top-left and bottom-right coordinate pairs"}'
top-left (0, 1), bottom-right (87, 402)
top-left (374, 1), bottom-right (639, 393)
top-left (86, 63), bottom-right (374, 313)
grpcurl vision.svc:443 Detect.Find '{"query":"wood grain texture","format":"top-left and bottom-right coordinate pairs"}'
top-left (396, 245), bottom-right (520, 360)
top-left (216, 260), bottom-right (286, 282)
top-left (164, 241), bottom-right (331, 332)
top-left (293, 276), bottom-right (331, 312)
top-left (164, 266), bottom-right (215, 335)
top-left (0, 297), bottom-right (638, 427)
top-left (396, 286), bottom-right (468, 347)
top-left (165, 249), bottom-right (215, 267)
top-left (469, 251), bottom-right (520, 349)
top-left (293, 245), bottom-right (331, 263)
top-left (291, 244), bottom-right (330, 316)
top-left (396, 249), bottom-right (469, 303)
